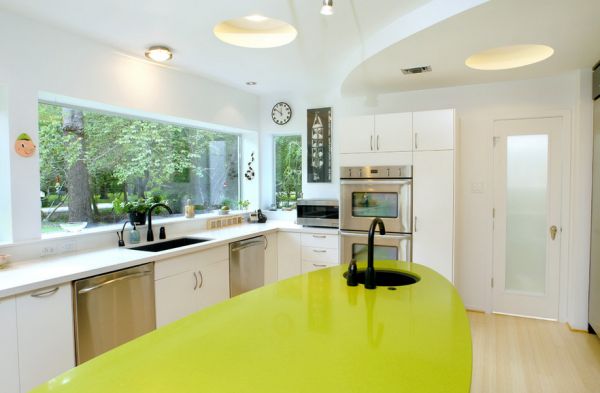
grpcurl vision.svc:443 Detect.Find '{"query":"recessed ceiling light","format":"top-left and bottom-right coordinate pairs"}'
top-left (465, 44), bottom-right (554, 71)
top-left (321, 0), bottom-right (334, 15)
top-left (145, 46), bottom-right (173, 62)
top-left (245, 14), bottom-right (268, 22)
top-left (246, 81), bottom-right (257, 86)
top-left (214, 16), bottom-right (297, 49)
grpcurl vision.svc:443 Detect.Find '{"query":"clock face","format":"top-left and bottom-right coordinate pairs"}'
top-left (271, 102), bottom-right (292, 125)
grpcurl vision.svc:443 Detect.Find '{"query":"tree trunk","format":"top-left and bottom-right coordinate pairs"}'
top-left (63, 108), bottom-right (94, 223)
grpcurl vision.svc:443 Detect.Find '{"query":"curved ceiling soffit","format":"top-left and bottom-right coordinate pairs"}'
top-left (333, 0), bottom-right (489, 99)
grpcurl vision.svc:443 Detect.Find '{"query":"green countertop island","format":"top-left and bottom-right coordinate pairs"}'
top-left (32, 261), bottom-right (472, 393)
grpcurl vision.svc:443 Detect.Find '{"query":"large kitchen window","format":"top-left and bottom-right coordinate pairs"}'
top-left (38, 102), bottom-right (241, 234)
top-left (274, 135), bottom-right (302, 209)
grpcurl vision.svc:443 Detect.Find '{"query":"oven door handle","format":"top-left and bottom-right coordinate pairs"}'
top-left (340, 231), bottom-right (412, 240)
top-left (340, 179), bottom-right (411, 186)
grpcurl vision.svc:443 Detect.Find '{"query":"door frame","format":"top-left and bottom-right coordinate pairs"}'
top-left (488, 110), bottom-right (572, 322)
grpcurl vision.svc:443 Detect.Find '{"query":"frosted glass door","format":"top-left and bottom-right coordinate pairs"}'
top-left (493, 117), bottom-right (563, 319)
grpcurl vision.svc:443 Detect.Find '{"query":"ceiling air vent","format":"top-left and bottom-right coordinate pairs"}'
top-left (401, 65), bottom-right (432, 75)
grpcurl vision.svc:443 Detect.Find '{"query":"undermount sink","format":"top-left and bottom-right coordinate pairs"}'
top-left (343, 269), bottom-right (420, 287)
top-left (129, 237), bottom-right (212, 252)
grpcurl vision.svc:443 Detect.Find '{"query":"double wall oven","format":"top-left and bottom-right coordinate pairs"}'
top-left (340, 166), bottom-right (412, 263)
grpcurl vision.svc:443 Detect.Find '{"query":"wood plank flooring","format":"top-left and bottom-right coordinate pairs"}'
top-left (468, 312), bottom-right (600, 393)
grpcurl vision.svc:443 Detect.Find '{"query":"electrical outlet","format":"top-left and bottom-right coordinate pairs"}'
top-left (62, 242), bottom-right (77, 253)
top-left (41, 245), bottom-right (57, 257)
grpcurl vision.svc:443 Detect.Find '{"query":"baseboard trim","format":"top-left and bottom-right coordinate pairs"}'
top-left (567, 322), bottom-right (590, 333)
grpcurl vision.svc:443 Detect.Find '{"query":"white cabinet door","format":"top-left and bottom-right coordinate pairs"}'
top-left (0, 297), bottom-right (20, 393)
top-left (339, 115), bottom-right (375, 153)
top-left (375, 112), bottom-right (412, 152)
top-left (197, 259), bottom-right (230, 310)
top-left (277, 232), bottom-right (302, 280)
top-left (413, 150), bottom-right (454, 282)
top-left (264, 233), bottom-right (278, 284)
top-left (413, 109), bottom-right (455, 151)
top-left (16, 284), bottom-right (75, 393)
top-left (155, 271), bottom-right (199, 328)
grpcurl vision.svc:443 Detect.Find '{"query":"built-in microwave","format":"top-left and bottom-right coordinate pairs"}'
top-left (296, 199), bottom-right (339, 228)
top-left (340, 166), bottom-right (412, 234)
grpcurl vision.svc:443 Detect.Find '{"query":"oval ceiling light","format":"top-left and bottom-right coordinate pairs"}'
top-left (145, 46), bottom-right (173, 62)
top-left (213, 15), bottom-right (297, 49)
top-left (465, 44), bottom-right (554, 71)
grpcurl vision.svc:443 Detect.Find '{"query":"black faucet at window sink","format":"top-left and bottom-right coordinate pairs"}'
top-left (147, 203), bottom-right (173, 242)
top-left (346, 217), bottom-right (386, 289)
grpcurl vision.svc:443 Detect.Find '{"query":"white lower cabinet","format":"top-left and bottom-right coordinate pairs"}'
top-left (264, 233), bottom-right (278, 284)
top-left (277, 232), bottom-right (302, 280)
top-left (300, 232), bottom-right (339, 274)
top-left (155, 246), bottom-right (229, 328)
top-left (0, 297), bottom-right (20, 393)
top-left (16, 284), bottom-right (75, 393)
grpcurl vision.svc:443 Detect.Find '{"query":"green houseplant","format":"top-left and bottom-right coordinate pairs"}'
top-left (113, 195), bottom-right (165, 225)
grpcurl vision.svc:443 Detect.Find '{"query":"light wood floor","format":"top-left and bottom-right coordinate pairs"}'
top-left (468, 312), bottom-right (600, 393)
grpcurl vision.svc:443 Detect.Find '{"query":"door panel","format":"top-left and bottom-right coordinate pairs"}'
top-left (493, 117), bottom-right (563, 319)
top-left (155, 271), bottom-right (198, 327)
top-left (412, 150), bottom-right (454, 282)
top-left (198, 259), bottom-right (230, 310)
top-left (413, 109), bottom-right (455, 151)
top-left (375, 112), bottom-right (412, 152)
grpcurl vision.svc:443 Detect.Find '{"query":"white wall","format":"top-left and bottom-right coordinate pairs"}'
top-left (338, 71), bottom-right (592, 329)
top-left (0, 10), bottom-right (260, 243)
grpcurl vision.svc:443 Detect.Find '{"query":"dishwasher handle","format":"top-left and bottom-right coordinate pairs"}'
top-left (78, 270), bottom-right (153, 295)
top-left (230, 237), bottom-right (267, 253)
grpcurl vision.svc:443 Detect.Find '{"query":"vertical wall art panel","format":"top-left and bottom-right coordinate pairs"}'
top-left (307, 107), bottom-right (332, 183)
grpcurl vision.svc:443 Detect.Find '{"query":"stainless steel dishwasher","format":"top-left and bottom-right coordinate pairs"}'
top-left (229, 236), bottom-right (266, 297)
top-left (73, 263), bottom-right (156, 364)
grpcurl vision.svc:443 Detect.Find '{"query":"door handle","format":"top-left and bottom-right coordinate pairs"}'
top-left (78, 271), bottom-right (152, 294)
top-left (414, 132), bottom-right (419, 150)
top-left (370, 135), bottom-right (373, 151)
top-left (550, 225), bottom-right (558, 240)
top-left (193, 272), bottom-right (198, 290)
top-left (198, 270), bottom-right (204, 289)
top-left (414, 216), bottom-right (418, 232)
top-left (377, 134), bottom-right (380, 150)
top-left (31, 286), bottom-right (59, 298)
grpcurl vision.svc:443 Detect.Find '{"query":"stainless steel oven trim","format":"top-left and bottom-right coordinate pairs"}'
top-left (296, 217), bottom-right (339, 228)
top-left (340, 231), bottom-right (412, 264)
top-left (297, 199), bottom-right (339, 206)
top-left (340, 179), bottom-right (411, 186)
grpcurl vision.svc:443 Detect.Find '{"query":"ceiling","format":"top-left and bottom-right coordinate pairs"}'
top-left (1, 0), bottom-right (595, 98)
top-left (341, 0), bottom-right (600, 96)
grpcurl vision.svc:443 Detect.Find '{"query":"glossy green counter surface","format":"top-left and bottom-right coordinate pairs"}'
top-left (33, 261), bottom-right (472, 393)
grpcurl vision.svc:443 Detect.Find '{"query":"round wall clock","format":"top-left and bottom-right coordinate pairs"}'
top-left (271, 102), bottom-right (292, 125)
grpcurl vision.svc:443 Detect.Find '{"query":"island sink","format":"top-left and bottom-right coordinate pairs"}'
top-left (129, 237), bottom-right (212, 252)
top-left (344, 269), bottom-right (420, 287)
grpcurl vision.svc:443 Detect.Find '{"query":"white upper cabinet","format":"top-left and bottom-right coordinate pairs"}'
top-left (0, 297), bottom-right (20, 393)
top-left (375, 112), bottom-right (413, 152)
top-left (339, 115), bottom-right (375, 154)
top-left (16, 284), bottom-right (75, 393)
top-left (412, 109), bottom-right (455, 151)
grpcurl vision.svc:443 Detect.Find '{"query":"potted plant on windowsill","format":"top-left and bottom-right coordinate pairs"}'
top-left (113, 196), bottom-right (165, 225)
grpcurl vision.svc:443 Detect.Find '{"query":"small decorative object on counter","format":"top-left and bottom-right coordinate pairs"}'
top-left (257, 209), bottom-right (267, 223)
top-left (129, 225), bottom-right (140, 244)
top-left (185, 199), bottom-right (195, 219)
top-left (249, 211), bottom-right (258, 223)
top-left (14, 133), bottom-right (37, 157)
top-left (0, 254), bottom-right (10, 269)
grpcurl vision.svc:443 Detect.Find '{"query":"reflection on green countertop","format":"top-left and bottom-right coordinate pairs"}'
top-left (33, 261), bottom-right (472, 393)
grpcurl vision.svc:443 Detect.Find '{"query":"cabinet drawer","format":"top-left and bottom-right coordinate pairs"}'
top-left (301, 260), bottom-right (336, 274)
top-left (155, 246), bottom-right (228, 280)
top-left (301, 246), bottom-right (338, 264)
top-left (301, 233), bottom-right (338, 249)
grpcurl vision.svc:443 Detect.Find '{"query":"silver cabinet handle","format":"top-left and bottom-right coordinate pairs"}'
top-left (193, 272), bottom-right (198, 290)
top-left (377, 134), bottom-right (380, 150)
top-left (414, 216), bottom-right (418, 232)
top-left (312, 264), bottom-right (327, 268)
top-left (415, 132), bottom-right (419, 150)
top-left (198, 271), bottom-right (204, 289)
top-left (312, 249), bottom-right (327, 253)
top-left (312, 235), bottom-right (326, 239)
top-left (262, 235), bottom-right (268, 250)
top-left (31, 286), bottom-right (59, 298)
top-left (78, 271), bottom-right (152, 294)
top-left (370, 135), bottom-right (373, 151)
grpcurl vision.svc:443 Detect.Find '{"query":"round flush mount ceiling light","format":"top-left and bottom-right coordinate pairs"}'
top-left (465, 44), bottom-right (554, 71)
top-left (213, 15), bottom-right (297, 49)
top-left (145, 46), bottom-right (173, 62)
top-left (321, 0), bottom-right (334, 15)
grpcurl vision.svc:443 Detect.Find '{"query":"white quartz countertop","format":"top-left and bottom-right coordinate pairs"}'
top-left (0, 221), bottom-right (338, 299)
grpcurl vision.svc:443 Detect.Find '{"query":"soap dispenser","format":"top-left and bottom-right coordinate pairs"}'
top-left (129, 224), bottom-right (140, 244)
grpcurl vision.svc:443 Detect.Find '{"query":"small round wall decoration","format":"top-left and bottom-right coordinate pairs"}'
top-left (15, 133), bottom-right (36, 157)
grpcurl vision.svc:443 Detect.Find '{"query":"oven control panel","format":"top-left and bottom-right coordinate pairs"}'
top-left (340, 166), bottom-right (412, 179)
